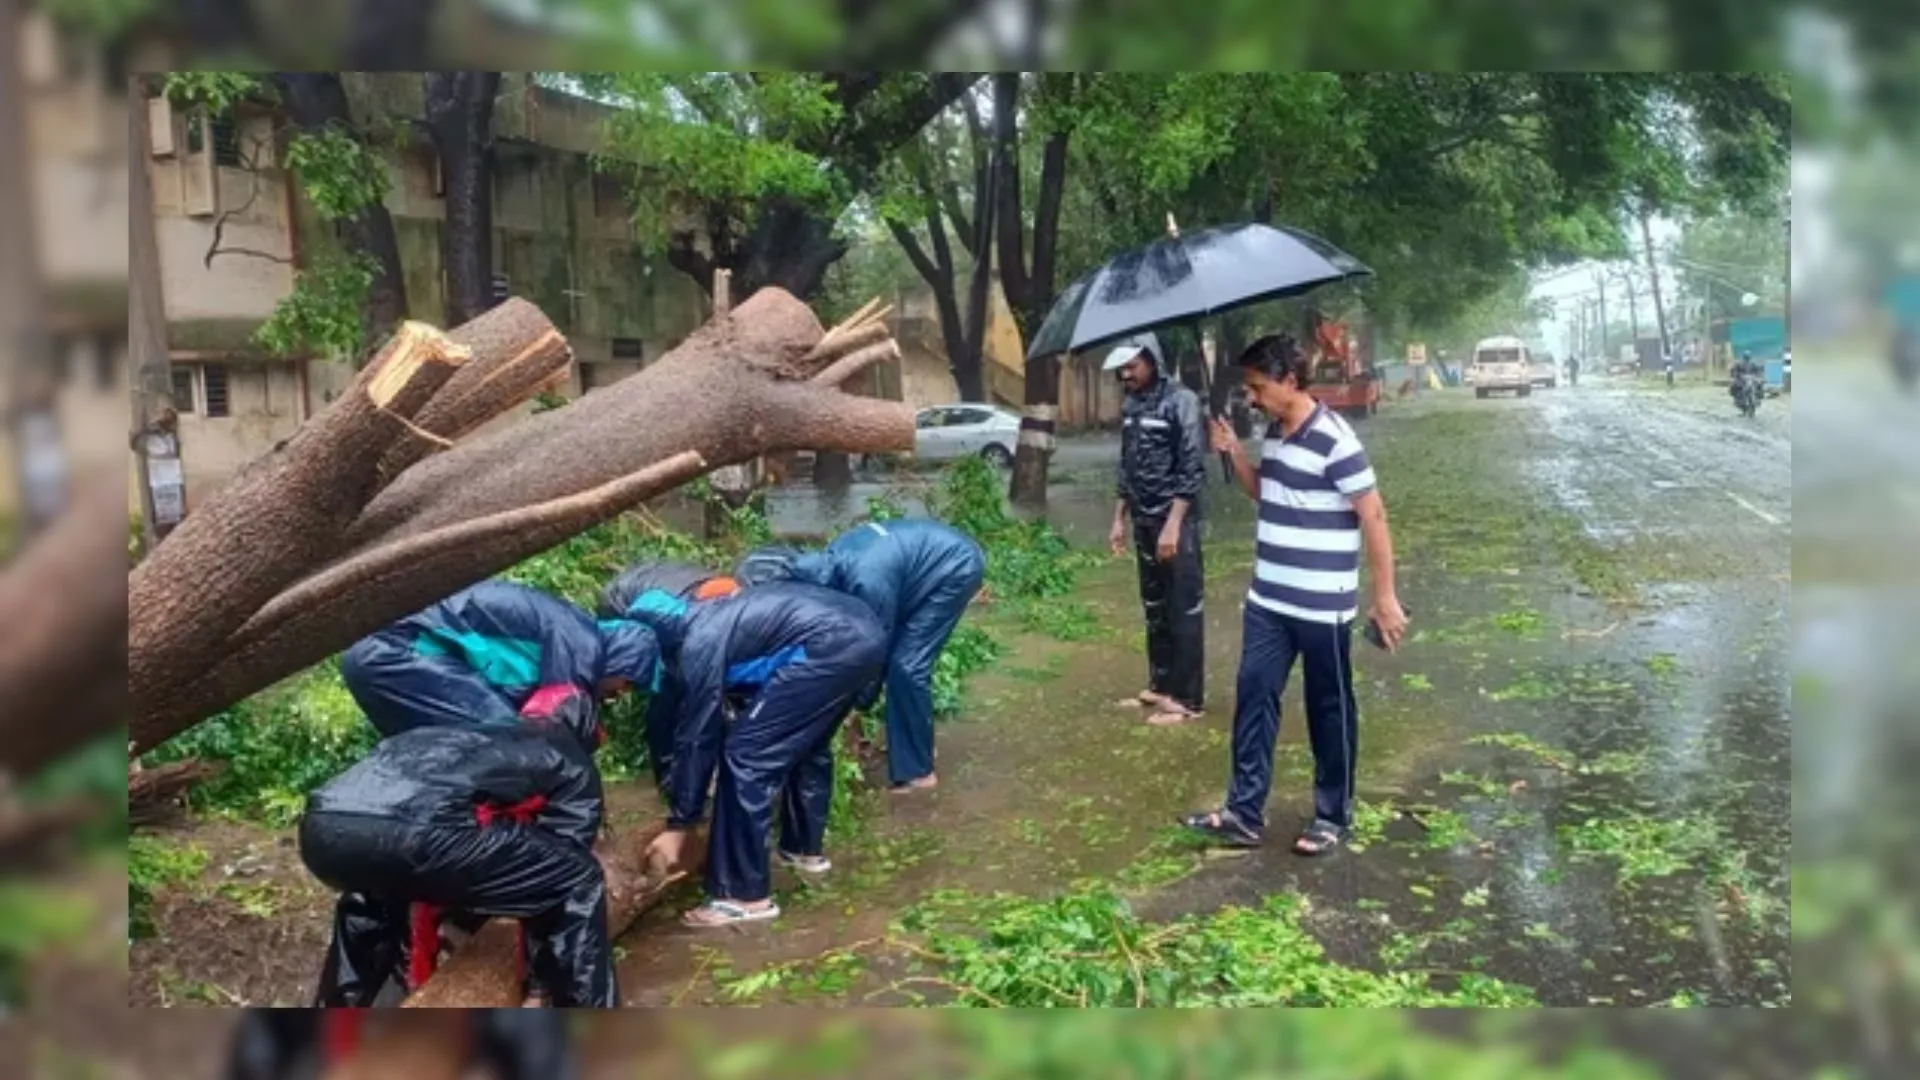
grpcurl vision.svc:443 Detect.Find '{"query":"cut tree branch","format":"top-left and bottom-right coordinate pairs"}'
top-left (235, 452), bottom-right (708, 645)
top-left (130, 289), bottom-right (915, 753)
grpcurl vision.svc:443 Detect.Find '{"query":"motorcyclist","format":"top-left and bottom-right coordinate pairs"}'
top-left (1730, 351), bottom-right (1763, 412)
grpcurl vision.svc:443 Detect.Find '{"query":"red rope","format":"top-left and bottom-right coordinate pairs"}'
top-left (407, 903), bottom-right (444, 989)
top-left (321, 1009), bottom-right (365, 1063)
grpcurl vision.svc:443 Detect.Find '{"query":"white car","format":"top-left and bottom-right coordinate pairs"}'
top-left (1470, 335), bottom-right (1533, 398)
top-left (1530, 352), bottom-right (1558, 388)
top-left (912, 403), bottom-right (1020, 467)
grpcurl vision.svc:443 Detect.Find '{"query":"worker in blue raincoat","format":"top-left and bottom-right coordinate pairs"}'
top-left (339, 579), bottom-right (660, 738)
top-left (597, 563), bottom-right (745, 791)
top-left (735, 518), bottom-right (986, 792)
top-left (619, 582), bottom-right (887, 928)
top-left (298, 685), bottom-right (618, 1007)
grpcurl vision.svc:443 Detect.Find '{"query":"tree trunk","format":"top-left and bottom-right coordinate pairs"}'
top-left (993, 74), bottom-right (1071, 509)
top-left (0, 468), bottom-right (132, 776)
top-left (129, 291), bottom-right (909, 753)
top-left (424, 72), bottom-right (500, 327)
top-left (1639, 212), bottom-right (1672, 360)
top-left (669, 198), bottom-right (850, 303)
top-left (402, 823), bottom-right (709, 1008)
top-left (271, 73), bottom-right (409, 356)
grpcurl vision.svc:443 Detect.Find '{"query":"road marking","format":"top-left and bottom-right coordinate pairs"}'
top-left (1727, 492), bottom-right (1782, 525)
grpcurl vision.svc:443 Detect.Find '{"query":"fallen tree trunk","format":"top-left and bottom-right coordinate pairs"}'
top-left (403, 823), bottom-right (710, 1008)
top-left (131, 290), bottom-right (910, 753)
top-left (0, 465), bottom-right (132, 777)
top-left (128, 321), bottom-right (473, 703)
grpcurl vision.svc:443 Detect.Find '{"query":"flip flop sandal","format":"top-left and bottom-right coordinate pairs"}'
top-left (1146, 704), bottom-right (1203, 726)
top-left (888, 776), bottom-right (938, 793)
top-left (683, 900), bottom-right (782, 928)
top-left (1179, 808), bottom-right (1261, 847)
top-left (777, 850), bottom-right (832, 874)
top-left (1292, 819), bottom-right (1347, 857)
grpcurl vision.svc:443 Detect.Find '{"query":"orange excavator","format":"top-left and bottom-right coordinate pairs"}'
top-left (1303, 310), bottom-right (1380, 417)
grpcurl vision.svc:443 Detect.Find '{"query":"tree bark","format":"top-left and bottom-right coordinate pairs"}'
top-left (0, 467), bottom-right (131, 776)
top-left (424, 72), bottom-right (500, 327)
top-left (129, 290), bottom-right (909, 753)
top-left (402, 823), bottom-right (709, 1008)
top-left (992, 74), bottom-right (1073, 508)
top-left (270, 73), bottom-right (409, 357)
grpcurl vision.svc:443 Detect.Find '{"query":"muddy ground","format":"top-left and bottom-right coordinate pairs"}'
top-left (126, 373), bottom-right (1790, 1010)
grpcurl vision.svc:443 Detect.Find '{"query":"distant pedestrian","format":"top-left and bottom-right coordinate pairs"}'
top-left (1183, 333), bottom-right (1407, 856)
top-left (1104, 332), bottom-right (1210, 726)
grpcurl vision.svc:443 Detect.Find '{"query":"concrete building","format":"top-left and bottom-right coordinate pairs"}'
top-left (135, 71), bottom-right (712, 509)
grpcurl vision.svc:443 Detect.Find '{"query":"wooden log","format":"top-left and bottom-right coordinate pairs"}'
top-left (403, 823), bottom-right (710, 1008)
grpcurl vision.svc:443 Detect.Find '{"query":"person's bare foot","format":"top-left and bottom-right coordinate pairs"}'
top-left (1119, 690), bottom-right (1168, 709)
top-left (889, 774), bottom-right (938, 792)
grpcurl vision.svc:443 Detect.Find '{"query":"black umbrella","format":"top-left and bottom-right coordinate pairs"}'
top-left (1032, 220), bottom-right (1371, 481)
top-left (1026, 222), bottom-right (1372, 360)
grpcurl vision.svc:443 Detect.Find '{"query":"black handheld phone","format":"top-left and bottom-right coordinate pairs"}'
top-left (1363, 605), bottom-right (1411, 650)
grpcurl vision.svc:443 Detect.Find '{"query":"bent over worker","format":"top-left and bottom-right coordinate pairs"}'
top-left (298, 686), bottom-right (619, 1007)
top-left (1105, 331), bottom-right (1209, 725)
top-left (599, 562), bottom-right (745, 791)
top-left (339, 579), bottom-right (659, 738)
top-left (620, 582), bottom-right (886, 928)
top-left (735, 517), bottom-right (986, 792)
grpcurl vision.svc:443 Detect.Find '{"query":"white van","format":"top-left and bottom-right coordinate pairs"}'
top-left (1470, 335), bottom-right (1532, 398)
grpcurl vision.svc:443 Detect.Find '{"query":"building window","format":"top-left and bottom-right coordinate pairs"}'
top-left (170, 368), bottom-right (197, 413)
top-left (202, 363), bottom-right (231, 417)
top-left (610, 337), bottom-right (644, 360)
top-left (210, 114), bottom-right (243, 168)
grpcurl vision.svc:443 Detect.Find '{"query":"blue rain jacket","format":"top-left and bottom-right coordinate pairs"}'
top-left (340, 579), bottom-right (658, 737)
top-left (617, 581), bottom-right (887, 828)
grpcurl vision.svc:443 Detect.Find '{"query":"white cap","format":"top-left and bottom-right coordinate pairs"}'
top-left (1103, 344), bottom-right (1146, 371)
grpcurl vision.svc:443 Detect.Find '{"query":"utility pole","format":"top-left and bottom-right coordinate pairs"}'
top-left (1594, 271), bottom-right (1608, 361)
top-left (129, 77), bottom-right (183, 554)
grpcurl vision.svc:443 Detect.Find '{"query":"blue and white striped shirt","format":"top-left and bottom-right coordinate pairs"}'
top-left (1249, 405), bottom-right (1376, 624)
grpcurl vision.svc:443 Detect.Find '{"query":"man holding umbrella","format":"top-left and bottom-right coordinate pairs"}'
top-left (1106, 331), bottom-right (1210, 725)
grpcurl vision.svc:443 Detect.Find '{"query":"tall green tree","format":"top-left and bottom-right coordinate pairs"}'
top-left (579, 73), bottom-right (979, 300)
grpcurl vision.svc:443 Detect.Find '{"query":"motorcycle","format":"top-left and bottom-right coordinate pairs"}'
top-left (1731, 371), bottom-right (1762, 418)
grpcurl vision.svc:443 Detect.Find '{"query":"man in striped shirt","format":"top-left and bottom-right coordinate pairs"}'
top-left (1183, 333), bottom-right (1407, 855)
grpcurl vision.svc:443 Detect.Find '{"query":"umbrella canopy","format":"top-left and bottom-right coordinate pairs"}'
top-left (1026, 223), bottom-right (1371, 360)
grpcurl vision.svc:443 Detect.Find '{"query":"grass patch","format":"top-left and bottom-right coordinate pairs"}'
top-left (128, 834), bottom-right (211, 939)
top-left (885, 888), bottom-right (1537, 1007)
top-left (1557, 814), bottom-right (1719, 884)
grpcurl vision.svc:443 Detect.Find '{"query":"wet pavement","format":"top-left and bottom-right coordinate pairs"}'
top-left (612, 375), bottom-right (1792, 1007)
